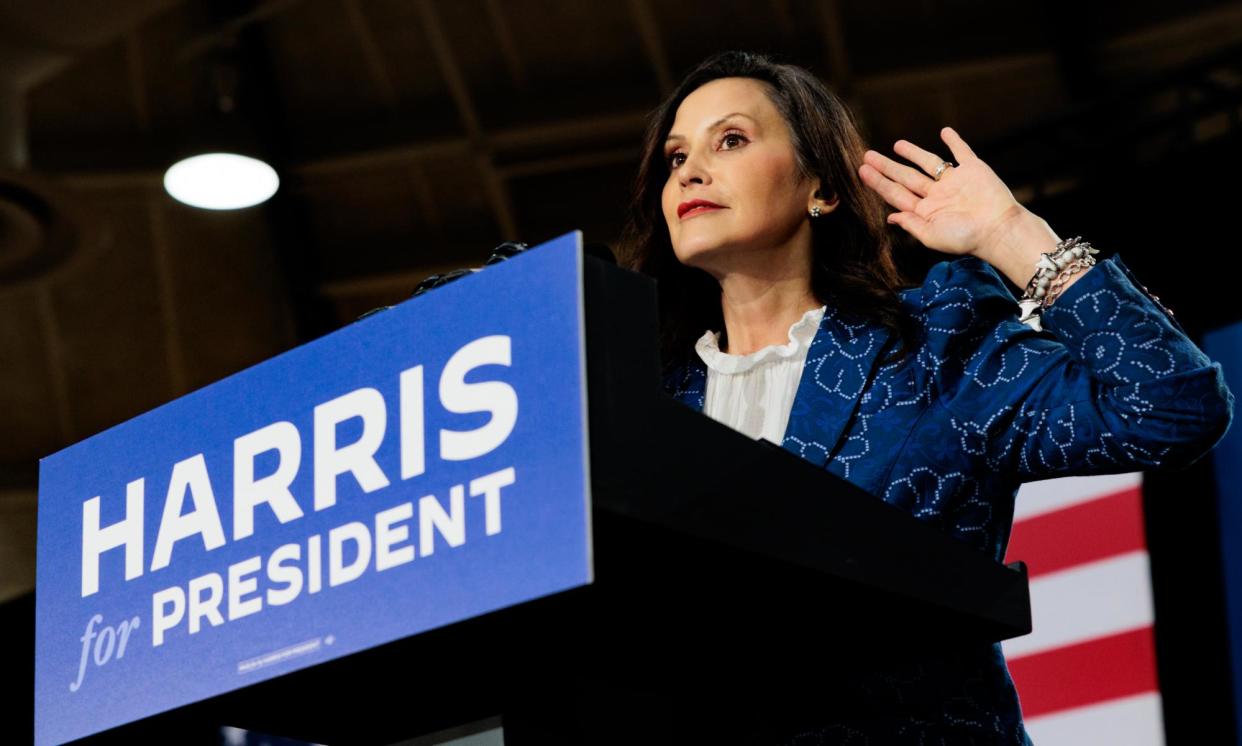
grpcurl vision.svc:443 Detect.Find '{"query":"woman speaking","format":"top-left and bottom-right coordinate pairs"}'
top-left (620, 51), bottom-right (1233, 744)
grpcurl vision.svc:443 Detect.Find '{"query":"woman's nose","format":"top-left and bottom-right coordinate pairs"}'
top-left (678, 150), bottom-right (710, 187)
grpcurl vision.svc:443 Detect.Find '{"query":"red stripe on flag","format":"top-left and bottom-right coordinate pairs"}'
top-left (1008, 625), bottom-right (1158, 718)
top-left (1005, 486), bottom-right (1145, 579)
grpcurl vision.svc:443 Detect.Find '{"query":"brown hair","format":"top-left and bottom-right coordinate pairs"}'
top-left (618, 51), bottom-right (919, 372)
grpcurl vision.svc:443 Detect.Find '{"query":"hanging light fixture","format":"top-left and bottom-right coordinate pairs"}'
top-left (164, 50), bottom-right (279, 210)
top-left (163, 152), bottom-right (278, 210)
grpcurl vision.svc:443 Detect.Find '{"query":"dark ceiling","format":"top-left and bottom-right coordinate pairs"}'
top-left (1, 0), bottom-right (1241, 601)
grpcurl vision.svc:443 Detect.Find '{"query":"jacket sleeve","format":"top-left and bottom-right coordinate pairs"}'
top-left (921, 254), bottom-right (1234, 483)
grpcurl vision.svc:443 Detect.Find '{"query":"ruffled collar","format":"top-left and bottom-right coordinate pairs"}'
top-left (695, 305), bottom-right (826, 375)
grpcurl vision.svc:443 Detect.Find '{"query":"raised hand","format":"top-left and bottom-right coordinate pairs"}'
top-left (858, 127), bottom-right (1026, 260)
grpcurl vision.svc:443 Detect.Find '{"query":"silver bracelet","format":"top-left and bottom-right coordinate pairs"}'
top-left (1017, 236), bottom-right (1100, 331)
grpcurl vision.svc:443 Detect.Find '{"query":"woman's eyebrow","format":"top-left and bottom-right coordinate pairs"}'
top-left (665, 112), bottom-right (757, 144)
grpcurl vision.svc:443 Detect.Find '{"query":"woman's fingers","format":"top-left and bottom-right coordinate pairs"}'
top-left (863, 149), bottom-right (934, 197)
top-left (892, 139), bottom-right (949, 177)
top-left (890, 128), bottom-right (975, 180)
top-left (887, 210), bottom-right (932, 244)
top-left (858, 162), bottom-right (920, 213)
top-left (940, 127), bottom-right (977, 164)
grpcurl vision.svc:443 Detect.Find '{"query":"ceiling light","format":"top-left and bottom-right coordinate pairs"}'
top-left (163, 152), bottom-right (279, 211)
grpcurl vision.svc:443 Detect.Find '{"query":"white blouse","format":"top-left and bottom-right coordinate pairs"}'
top-left (694, 305), bottom-right (827, 445)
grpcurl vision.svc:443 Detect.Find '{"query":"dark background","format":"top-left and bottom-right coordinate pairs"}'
top-left (2, 0), bottom-right (1241, 741)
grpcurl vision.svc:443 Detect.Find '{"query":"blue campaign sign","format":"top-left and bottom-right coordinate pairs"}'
top-left (35, 232), bottom-right (593, 745)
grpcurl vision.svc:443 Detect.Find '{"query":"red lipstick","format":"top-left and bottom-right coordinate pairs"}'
top-left (678, 199), bottom-right (725, 219)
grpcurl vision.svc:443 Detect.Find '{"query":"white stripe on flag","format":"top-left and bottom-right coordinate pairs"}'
top-left (1024, 692), bottom-right (1165, 746)
top-left (1004, 550), bottom-right (1154, 658)
top-left (1014, 472), bottom-right (1143, 521)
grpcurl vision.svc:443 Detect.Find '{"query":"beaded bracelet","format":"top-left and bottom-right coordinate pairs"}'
top-left (1017, 236), bottom-right (1100, 331)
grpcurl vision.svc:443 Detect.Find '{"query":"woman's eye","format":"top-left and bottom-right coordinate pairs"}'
top-left (667, 132), bottom-right (746, 170)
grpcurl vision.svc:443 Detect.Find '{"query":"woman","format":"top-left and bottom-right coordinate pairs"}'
top-left (619, 51), bottom-right (1233, 744)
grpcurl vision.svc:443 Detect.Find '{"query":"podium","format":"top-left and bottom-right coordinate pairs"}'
top-left (56, 239), bottom-right (1029, 745)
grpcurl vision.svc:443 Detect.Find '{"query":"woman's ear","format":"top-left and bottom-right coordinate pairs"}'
top-left (808, 183), bottom-right (840, 216)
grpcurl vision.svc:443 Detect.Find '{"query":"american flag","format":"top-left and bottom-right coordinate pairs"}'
top-left (1004, 472), bottom-right (1163, 743)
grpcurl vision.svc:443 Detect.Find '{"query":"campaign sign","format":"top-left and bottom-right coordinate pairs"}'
top-left (35, 232), bottom-right (593, 745)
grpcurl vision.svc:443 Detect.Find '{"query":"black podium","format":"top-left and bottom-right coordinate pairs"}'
top-left (79, 254), bottom-right (1030, 745)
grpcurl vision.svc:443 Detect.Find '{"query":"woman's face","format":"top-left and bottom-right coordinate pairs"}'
top-left (660, 77), bottom-right (818, 274)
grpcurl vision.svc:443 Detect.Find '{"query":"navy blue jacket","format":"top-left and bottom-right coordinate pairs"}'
top-left (663, 254), bottom-right (1234, 743)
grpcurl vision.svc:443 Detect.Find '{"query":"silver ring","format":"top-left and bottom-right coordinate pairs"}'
top-left (933, 161), bottom-right (952, 181)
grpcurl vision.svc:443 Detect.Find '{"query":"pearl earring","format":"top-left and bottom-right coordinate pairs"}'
top-left (810, 205), bottom-right (822, 218)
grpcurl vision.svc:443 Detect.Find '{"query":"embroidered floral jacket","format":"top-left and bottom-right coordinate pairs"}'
top-left (662, 253), bottom-right (1233, 743)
